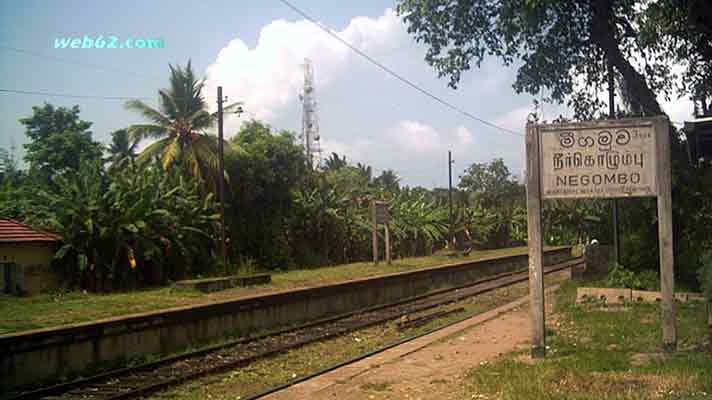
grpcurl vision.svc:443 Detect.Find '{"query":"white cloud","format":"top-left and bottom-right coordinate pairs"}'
top-left (492, 106), bottom-right (532, 134)
top-left (392, 120), bottom-right (442, 153)
top-left (454, 125), bottom-right (474, 145)
top-left (203, 9), bottom-right (404, 134)
top-left (319, 138), bottom-right (363, 161)
top-left (390, 121), bottom-right (480, 157)
top-left (200, 8), bottom-right (530, 187)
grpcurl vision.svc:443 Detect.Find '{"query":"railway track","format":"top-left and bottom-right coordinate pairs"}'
top-left (9, 258), bottom-right (582, 400)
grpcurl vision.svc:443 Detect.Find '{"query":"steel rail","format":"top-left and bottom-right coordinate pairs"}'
top-left (8, 258), bottom-right (582, 400)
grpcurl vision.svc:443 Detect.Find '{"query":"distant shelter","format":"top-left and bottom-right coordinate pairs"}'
top-left (684, 115), bottom-right (712, 163)
top-left (0, 219), bottom-right (62, 295)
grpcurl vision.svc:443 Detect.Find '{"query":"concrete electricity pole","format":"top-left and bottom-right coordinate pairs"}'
top-left (448, 150), bottom-right (454, 248)
top-left (217, 86), bottom-right (228, 275)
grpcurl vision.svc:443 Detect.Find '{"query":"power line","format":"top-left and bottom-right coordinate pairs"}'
top-left (0, 88), bottom-right (153, 101)
top-left (275, 0), bottom-right (523, 137)
top-left (0, 45), bottom-right (161, 81)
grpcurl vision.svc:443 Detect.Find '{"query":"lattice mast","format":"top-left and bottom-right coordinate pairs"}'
top-left (300, 58), bottom-right (321, 169)
top-left (0, 146), bottom-right (11, 174)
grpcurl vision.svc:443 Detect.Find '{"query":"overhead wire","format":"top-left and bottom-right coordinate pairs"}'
top-left (2, 15), bottom-right (522, 184)
top-left (0, 88), bottom-right (153, 101)
top-left (0, 45), bottom-right (161, 81)
top-left (275, 0), bottom-right (524, 137)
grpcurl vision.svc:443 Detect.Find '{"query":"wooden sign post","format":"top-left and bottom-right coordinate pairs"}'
top-left (371, 201), bottom-right (391, 265)
top-left (384, 222), bottom-right (392, 265)
top-left (525, 116), bottom-right (675, 357)
top-left (371, 201), bottom-right (379, 265)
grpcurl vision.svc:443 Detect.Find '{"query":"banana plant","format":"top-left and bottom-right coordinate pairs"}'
top-left (26, 160), bottom-right (219, 290)
top-left (387, 192), bottom-right (448, 257)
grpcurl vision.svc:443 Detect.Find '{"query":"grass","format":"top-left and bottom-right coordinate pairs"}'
top-left (148, 270), bottom-right (571, 400)
top-left (0, 288), bottom-right (205, 334)
top-left (464, 281), bottom-right (712, 400)
top-left (0, 246), bottom-right (548, 335)
top-left (269, 246), bottom-right (532, 287)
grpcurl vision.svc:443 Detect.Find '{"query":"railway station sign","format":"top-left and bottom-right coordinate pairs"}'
top-left (525, 116), bottom-right (675, 358)
top-left (540, 121), bottom-right (657, 199)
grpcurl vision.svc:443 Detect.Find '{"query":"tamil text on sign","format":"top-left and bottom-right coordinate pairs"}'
top-left (540, 121), bottom-right (657, 199)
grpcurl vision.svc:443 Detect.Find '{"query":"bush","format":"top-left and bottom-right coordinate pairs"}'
top-left (25, 161), bottom-right (220, 291)
top-left (606, 263), bottom-right (659, 291)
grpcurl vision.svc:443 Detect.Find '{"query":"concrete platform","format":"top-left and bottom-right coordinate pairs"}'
top-left (173, 274), bottom-right (271, 293)
top-left (2, 248), bottom-right (574, 389)
top-left (263, 285), bottom-right (562, 400)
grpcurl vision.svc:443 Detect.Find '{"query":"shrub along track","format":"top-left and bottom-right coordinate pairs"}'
top-left (9, 258), bottom-right (582, 400)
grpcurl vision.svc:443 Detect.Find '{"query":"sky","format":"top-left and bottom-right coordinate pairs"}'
top-left (0, 0), bottom-right (696, 187)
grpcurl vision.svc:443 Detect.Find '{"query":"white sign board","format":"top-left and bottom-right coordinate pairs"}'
top-left (525, 116), bottom-right (676, 357)
top-left (540, 122), bottom-right (657, 199)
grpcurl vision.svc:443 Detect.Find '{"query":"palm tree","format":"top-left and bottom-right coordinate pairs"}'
top-left (125, 61), bottom-right (239, 187)
top-left (323, 152), bottom-right (348, 171)
top-left (374, 169), bottom-right (400, 193)
top-left (107, 129), bottom-right (138, 169)
top-left (356, 162), bottom-right (372, 181)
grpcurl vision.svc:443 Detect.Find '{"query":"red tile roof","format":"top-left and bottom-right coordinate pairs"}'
top-left (0, 219), bottom-right (62, 243)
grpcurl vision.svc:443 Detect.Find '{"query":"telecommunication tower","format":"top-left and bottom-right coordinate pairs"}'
top-left (299, 58), bottom-right (321, 168)
top-left (0, 147), bottom-right (9, 174)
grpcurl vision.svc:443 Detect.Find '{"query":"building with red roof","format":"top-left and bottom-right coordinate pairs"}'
top-left (0, 219), bottom-right (62, 295)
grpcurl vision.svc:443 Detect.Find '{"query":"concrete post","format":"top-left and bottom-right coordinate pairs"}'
top-left (655, 117), bottom-right (676, 351)
top-left (525, 122), bottom-right (546, 358)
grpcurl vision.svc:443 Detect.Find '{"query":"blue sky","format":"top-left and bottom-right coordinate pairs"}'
top-left (0, 0), bottom-right (694, 187)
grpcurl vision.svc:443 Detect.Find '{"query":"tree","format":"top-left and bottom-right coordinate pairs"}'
top-left (125, 61), bottom-right (239, 188)
top-left (0, 146), bottom-right (21, 186)
top-left (226, 121), bottom-right (306, 268)
top-left (106, 129), bottom-right (139, 169)
top-left (20, 103), bottom-right (102, 182)
top-left (356, 162), bottom-right (373, 181)
top-left (458, 159), bottom-right (536, 248)
top-left (26, 160), bottom-right (219, 290)
top-left (458, 159), bottom-right (521, 209)
top-left (389, 189), bottom-right (448, 257)
top-left (397, 0), bottom-right (712, 279)
top-left (323, 152), bottom-right (348, 171)
top-left (374, 169), bottom-right (401, 193)
top-left (640, 0), bottom-right (712, 114)
top-left (396, 0), bottom-right (680, 119)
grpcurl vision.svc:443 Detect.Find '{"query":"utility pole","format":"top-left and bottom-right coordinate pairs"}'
top-left (217, 86), bottom-right (228, 276)
top-left (448, 150), bottom-right (454, 249)
top-left (608, 60), bottom-right (620, 266)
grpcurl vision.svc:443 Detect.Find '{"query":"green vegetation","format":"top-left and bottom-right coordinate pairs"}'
top-left (19, 103), bottom-right (103, 184)
top-left (464, 282), bottom-right (712, 400)
top-left (396, 0), bottom-right (712, 312)
top-left (0, 72), bottom-right (596, 293)
top-left (1, 2), bottom-right (710, 318)
top-left (396, 0), bottom-right (711, 118)
top-left (125, 61), bottom-right (241, 189)
top-left (0, 246), bottom-right (535, 334)
top-left (604, 263), bottom-right (660, 291)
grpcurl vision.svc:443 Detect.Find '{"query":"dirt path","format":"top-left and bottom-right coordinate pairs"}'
top-left (264, 286), bottom-right (560, 400)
